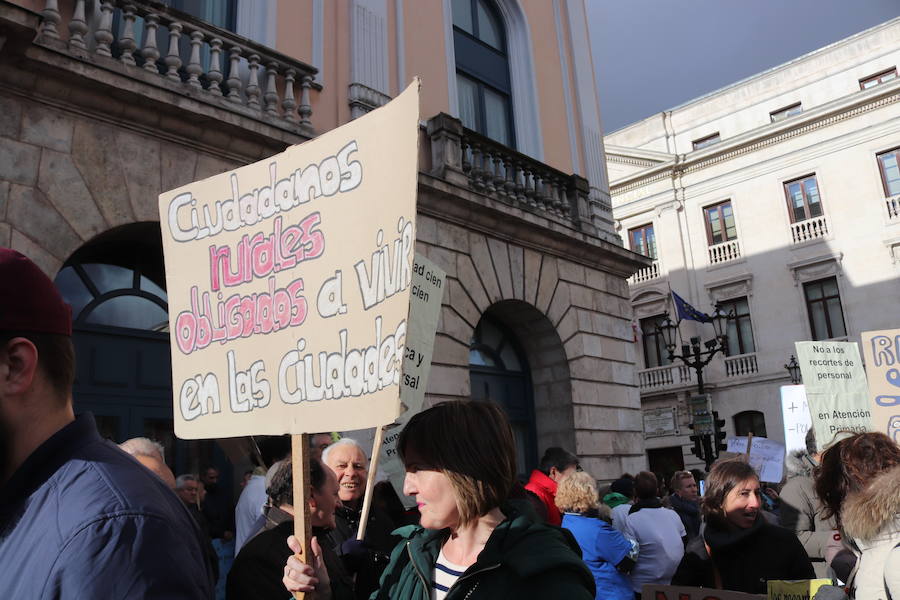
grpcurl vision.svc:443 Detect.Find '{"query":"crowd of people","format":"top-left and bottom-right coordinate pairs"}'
top-left (2, 245), bottom-right (899, 600)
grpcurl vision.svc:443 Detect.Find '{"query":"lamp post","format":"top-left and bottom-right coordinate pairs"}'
top-left (656, 305), bottom-right (731, 470)
top-left (784, 355), bottom-right (802, 385)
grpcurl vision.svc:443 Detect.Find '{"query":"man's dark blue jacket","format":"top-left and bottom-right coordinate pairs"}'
top-left (0, 413), bottom-right (214, 598)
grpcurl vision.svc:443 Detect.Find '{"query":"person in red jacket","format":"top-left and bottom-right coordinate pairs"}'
top-left (525, 447), bottom-right (580, 526)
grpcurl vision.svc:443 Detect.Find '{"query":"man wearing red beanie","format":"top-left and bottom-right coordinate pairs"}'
top-left (0, 248), bottom-right (214, 598)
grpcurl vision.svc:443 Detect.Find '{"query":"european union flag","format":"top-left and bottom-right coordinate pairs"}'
top-left (672, 291), bottom-right (711, 323)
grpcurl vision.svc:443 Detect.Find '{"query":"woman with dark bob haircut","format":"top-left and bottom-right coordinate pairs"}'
top-left (672, 458), bottom-right (813, 593)
top-left (814, 431), bottom-right (900, 599)
top-left (284, 401), bottom-right (595, 599)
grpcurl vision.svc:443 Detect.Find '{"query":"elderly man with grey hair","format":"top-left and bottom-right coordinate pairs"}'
top-left (322, 438), bottom-right (399, 600)
top-left (119, 437), bottom-right (176, 489)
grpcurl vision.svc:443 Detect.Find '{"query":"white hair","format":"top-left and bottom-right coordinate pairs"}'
top-left (321, 437), bottom-right (367, 466)
top-left (119, 437), bottom-right (165, 461)
top-left (175, 474), bottom-right (197, 490)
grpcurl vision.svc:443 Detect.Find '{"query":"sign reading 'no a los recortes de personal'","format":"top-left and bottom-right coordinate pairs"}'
top-left (159, 81), bottom-right (420, 439)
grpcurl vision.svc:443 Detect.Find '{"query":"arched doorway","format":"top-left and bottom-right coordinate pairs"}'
top-left (469, 313), bottom-right (536, 478)
top-left (53, 223), bottom-right (220, 477)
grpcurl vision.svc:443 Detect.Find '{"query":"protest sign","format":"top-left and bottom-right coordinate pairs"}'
top-left (795, 341), bottom-right (872, 451)
top-left (860, 328), bottom-right (900, 443)
top-left (767, 579), bottom-right (832, 599)
top-left (380, 254), bottom-right (446, 506)
top-left (726, 436), bottom-right (785, 482)
top-left (159, 80), bottom-right (420, 439)
top-left (780, 385), bottom-right (812, 454)
top-left (642, 584), bottom-right (764, 599)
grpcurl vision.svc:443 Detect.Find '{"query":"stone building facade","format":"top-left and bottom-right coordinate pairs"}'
top-left (0, 0), bottom-right (647, 480)
top-left (605, 18), bottom-right (900, 474)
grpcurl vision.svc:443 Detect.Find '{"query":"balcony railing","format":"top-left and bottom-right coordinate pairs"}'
top-left (724, 353), bottom-right (758, 377)
top-left (426, 114), bottom-right (603, 237)
top-left (35, 0), bottom-right (318, 133)
top-left (638, 364), bottom-right (693, 390)
top-left (708, 239), bottom-right (741, 265)
top-left (887, 196), bottom-right (900, 221)
top-left (790, 215), bottom-right (829, 244)
top-left (629, 260), bottom-right (660, 284)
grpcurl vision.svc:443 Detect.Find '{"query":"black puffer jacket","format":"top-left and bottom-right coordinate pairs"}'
top-left (672, 516), bottom-right (815, 594)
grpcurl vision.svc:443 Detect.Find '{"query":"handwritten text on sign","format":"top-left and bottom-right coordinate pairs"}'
top-left (861, 328), bottom-right (900, 443)
top-left (795, 341), bottom-right (871, 450)
top-left (159, 82), bottom-right (421, 438)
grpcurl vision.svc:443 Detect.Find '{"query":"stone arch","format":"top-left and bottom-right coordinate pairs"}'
top-left (480, 299), bottom-right (575, 457)
top-left (1, 95), bottom-right (241, 277)
top-left (443, 0), bottom-right (543, 158)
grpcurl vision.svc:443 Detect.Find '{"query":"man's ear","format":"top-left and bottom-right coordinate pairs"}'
top-left (0, 337), bottom-right (39, 395)
top-left (307, 486), bottom-right (317, 511)
top-left (548, 466), bottom-right (559, 482)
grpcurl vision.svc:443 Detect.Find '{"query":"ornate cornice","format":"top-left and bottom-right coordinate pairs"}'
top-left (610, 83), bottom-right (900, 195)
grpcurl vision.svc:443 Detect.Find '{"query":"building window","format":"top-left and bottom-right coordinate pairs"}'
top-left (770, 102), bottom-right (802, 122)
top-left (629, 224), bottom-right (657, 259)
top-left (804, 277), bottom-right (847, 340)
top-left (877, 147), bottom-right (900, 197)
top-left (452, 0), bottom-right (515, 147)
top-left (859, 67), bottom-right (897, 90)
top-left (719, 297), bottom-right (755, 356)
top-left (167, 0), bottom-right (237, 30)
top-left (734, 410), bottom-right (767, 438)
top-left (692, 132), bottom-right (721, 150)
top-left (784, 175), bottom-right (823, 223)
top-left (641, 315), bottom-right (672, 369)
top-left (703, 200), bottom-right (737, 245)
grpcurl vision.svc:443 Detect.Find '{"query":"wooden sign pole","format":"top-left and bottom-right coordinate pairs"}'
top-left (745, 433), bottom-right (754, 460)
top-left (291, 434), bottom-right (313, 600)
top-left (356, 424), bottom-right (384, 541)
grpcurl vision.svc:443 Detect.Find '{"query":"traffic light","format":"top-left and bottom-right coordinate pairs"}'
top-left (689, 434), bottom-right (703, 460)
top-left (712, 411), bottom-right (727, 452)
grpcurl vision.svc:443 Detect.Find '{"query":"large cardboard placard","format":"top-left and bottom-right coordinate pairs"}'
top-left (795, 341), bottom-right (872, 451)
top-left (642, 584), bottom-right (763, 599)
top-left (380, 254), bottom-right (446, 506)
top-left (860, 328), bottom-right (900, 442)
top-left (159, 82), bottom-right (420, 438)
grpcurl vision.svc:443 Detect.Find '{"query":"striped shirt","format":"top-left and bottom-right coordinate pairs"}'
top-left (431, 548), bottom-right (467, 600)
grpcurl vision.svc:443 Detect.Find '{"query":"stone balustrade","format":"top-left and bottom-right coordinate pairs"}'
top-left (708, 239), bottom-right (741, 265)
top-left (886, 196), bottom-right (900, 221)
top-left (35, 0), bottom-right (317, 132)
top-left (426, 113), bottom-right (599, 236)
top-left (723, 353), bottom-right (758, 377)
top-left (790, 214), bottom-right (830, 244)
top-left (638, 364), bottom-right (693, 390)
top-left (629, 260), bottom-right (660, 284)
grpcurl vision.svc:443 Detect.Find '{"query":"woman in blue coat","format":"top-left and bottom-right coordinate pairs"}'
top-left (557, 471), bottom-right (637, 600)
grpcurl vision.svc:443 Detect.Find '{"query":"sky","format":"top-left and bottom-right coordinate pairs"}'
top-left (588, 1), bottom-right (899, 133)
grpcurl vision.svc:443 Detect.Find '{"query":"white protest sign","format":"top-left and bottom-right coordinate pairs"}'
top-left (860, 329), bottom-right (900, 443)
top-left (726, 436), bottom-right (785, 482)
top-left (781, 385), bottom-right (812, 454)
top-left (380, 254), bottom-right (446, 506)
top-left (795, 341), bottom-right (872, 451)
top-left (159, 81), bottom-right (420, 438)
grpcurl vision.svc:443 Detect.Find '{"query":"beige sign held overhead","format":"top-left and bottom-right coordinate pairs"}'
top-left (795, 341), bottom-right (872, 451)
top-left (861, 328), bottom-right (900, 443)
top-left (159, 81), bottom-right (421, 439)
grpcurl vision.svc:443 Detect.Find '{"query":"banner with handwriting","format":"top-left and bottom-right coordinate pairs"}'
top-left (159, 81), bottom-right (420, 438)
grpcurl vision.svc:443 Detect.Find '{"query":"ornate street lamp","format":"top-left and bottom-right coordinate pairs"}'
top-left (784, 355), bottom-right (802, 385)
top-left (655, 305), bottom-right (731, 470)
